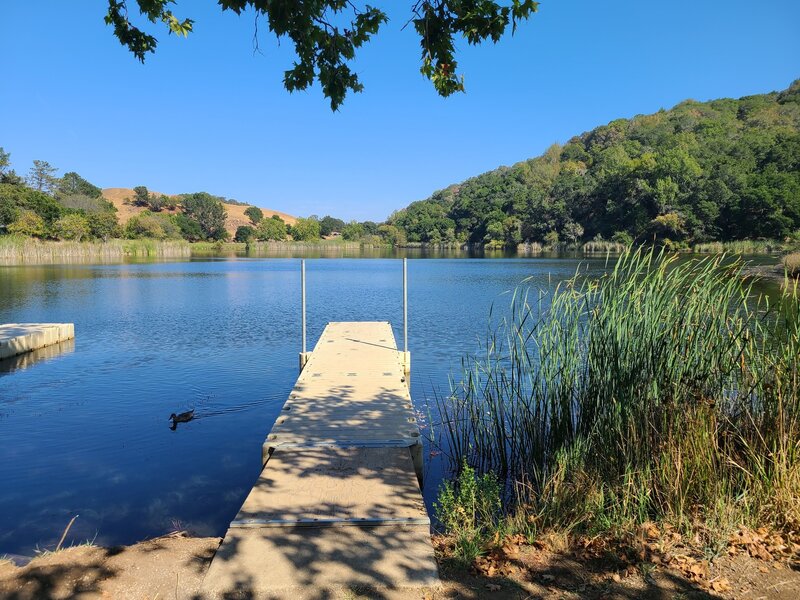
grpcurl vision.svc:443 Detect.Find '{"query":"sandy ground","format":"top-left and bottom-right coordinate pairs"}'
top-left (101, 188), bottom-right (297, 238)
top-left (1, 530), bottom-right (798, 599)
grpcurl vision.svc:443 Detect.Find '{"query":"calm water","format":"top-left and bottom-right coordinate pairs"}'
top-left (0, 253), bottom-right (778, 556)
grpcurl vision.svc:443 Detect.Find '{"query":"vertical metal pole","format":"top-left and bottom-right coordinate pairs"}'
top-left (301, 259), bottom-right (307, 354)
top-left (403, 257), bottom-right (408, 354)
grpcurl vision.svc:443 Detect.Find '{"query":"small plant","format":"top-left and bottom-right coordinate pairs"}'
top-left (783, 252), bottom-right (800, 278)
top-left (435, 459), bottom-right (501, 565)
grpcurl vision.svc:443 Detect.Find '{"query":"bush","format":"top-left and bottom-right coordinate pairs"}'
top-left (8, 210), bottom-right (46, 237)
top-left (87, 211), bottom-right (121, 241)
top-left (52, 213), bottom-right (90, 241)
top-left (290, 217), bottom-right (321, 241)
top-left (256, 216), bottom-right (287, 241)
top-left (543, 231), bottom-right (559, 248)
top-left (783, 252), bottom-right (800, 278)
top-left (234, 225), bottom-right (256, 242)
top-left (435, 460), bottom-right (502, 565)
top-left (611, 230), bottom-right (633, 246)
top-left (125, 211), bottom-right (181, 239)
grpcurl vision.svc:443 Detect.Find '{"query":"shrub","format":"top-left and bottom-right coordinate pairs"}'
top-left (8, 210), bottom-right (46, 237)
top-left (52, 213), bottom-right (90, 241)
top-left (290, 217), bottom-right (321, 241)
top-left (87, 211), bottom-right (121, 241)
top-left (234, 225), bottom-right (256, 242)
top-left (611, 230), bottom-right (633, 246)
top-left (256, 216), bottom-right (287, 241)
top-left (125, 211), bottom-right (181, 239)
top-left (543, 231), bottom-right (559, 248)
top-left (435, 460), bottom-right (502, 565)
top-left (783, 252), bottom-right (800, 278)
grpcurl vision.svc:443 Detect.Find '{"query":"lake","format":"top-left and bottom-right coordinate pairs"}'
top-left (0, 252), bottom-right (778, 557)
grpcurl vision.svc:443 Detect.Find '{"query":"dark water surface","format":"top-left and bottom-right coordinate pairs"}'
top-left (0, 253), bottom-right (778, 556)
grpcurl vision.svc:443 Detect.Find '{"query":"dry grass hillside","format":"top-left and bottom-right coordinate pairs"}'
top-left (101, 188), bottom-right (297, 237)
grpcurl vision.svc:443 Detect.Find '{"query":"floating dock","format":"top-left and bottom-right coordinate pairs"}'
top-left (202, 321), bottom-right (439, 598)
top-left (0, 323), bottom-right (75, 360)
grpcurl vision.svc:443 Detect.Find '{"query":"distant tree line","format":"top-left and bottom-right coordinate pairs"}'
top-left (388, 80), bottom-right (800, 248)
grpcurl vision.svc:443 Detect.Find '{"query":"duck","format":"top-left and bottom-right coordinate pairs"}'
top-left (168, 409), bottom-right (195, 428)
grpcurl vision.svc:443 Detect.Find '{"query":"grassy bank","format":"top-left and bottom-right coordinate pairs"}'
top-left (0, 236), bottom-right (190, 264)
top-left (693, 239), bottom-right (791, 254)
top-left (435, 249), bottom-right (799, 562)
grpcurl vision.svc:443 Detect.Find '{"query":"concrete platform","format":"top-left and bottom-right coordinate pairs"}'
top-left (0, 323), bottom-right (75, 360)
top-left (232, 447), bottom-right (428, 526)
top-left (202, 525), bottom-right (439, 599)
top-left (202, 322), bottom-right (439, 598)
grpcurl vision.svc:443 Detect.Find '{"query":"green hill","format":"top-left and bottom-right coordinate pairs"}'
top-left (389, 80), bottom-right (800, 247)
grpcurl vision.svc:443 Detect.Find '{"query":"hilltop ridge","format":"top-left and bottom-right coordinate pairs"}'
top-left (101, 188), bottom-right (297, 237)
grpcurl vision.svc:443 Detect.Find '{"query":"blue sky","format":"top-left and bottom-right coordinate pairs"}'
top-left (1, 2), bottom-right (798, 221)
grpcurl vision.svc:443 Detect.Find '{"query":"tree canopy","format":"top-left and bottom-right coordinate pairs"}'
top-left (389, 81), bottom-right (800, 246)
top-left (105, 0), bottom-right (539, 110)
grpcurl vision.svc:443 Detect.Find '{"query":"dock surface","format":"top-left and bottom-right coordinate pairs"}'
top-left (0, 323), bottom-right (74, 360)
top-left (202, 322), bottom-right (438, 598)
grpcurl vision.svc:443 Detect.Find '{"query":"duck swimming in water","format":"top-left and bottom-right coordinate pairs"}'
top-left (169, 409), bottom-right (195, 430)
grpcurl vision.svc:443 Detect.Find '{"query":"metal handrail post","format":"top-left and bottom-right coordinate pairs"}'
top-left (301, 259), bottom-right (307, 354)
top-left (403, 258), bottom-right (408, 354)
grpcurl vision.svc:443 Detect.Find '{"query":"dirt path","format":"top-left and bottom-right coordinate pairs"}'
top-left (1, 532), bottom-right (798, 599)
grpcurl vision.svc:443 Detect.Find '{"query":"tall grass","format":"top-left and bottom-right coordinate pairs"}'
top-left (582, 240), bottom-right (628, 254)
top-left (438, 249), bottom-right (800, 537)
top-left (0, 235), bottom-right (190, 264)
top-left (783, 252), bottom-right (800, 278)
top-left (693, 239), bottom-right (786, 254)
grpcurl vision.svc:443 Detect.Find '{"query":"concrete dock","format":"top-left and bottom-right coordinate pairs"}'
top-left (0, 323), bottom-right (75, 360)
top-left (202, 321), bottom-right (439, 598)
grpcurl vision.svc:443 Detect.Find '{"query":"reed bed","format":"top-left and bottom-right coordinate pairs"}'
top-left (437, 249), bottom-right (800, 537)
top-left (0, 236), bottom-right (190, 264)
top-left (693, 239), bottom-right (786, 254)
top-left (582, 240), bottom-right (628, 254)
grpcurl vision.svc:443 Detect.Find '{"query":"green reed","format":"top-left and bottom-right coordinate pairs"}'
top-left (438, 249), bottom-right (800, 534)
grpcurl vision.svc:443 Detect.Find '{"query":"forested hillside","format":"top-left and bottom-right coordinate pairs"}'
top-left (389, 81), bottom-right (800, 247)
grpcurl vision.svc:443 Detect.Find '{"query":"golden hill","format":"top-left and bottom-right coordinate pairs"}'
top-left (101, 188), bottom-right (297, 237)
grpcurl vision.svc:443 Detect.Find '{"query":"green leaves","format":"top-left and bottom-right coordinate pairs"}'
top-left (105, 1), bottom-right (536, 109)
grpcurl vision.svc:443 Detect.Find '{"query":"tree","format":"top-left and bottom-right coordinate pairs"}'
top-left (131, 186), bottom-right (150, 206)
top-left (378, 224), bottom-right (406, 246)
top-left (256, 216), bottom-right (287, 241)
top-left (53, 214), bottom-right (90, 241)
top-left (58, 172), bottom-right (102, 199)
top-left (234, 225), bottom-right (256, 242)
top-left (180, 192), bottom-right (228, 240)
top-left (244, 205), bottom-right (263, 225)
top-left (0, 147), bottom-right (10, 176)
top-left (87, 211), bottom-right (121, 241)
top-left (341, 221), bottom-right (365, 241)
top-left (28, 160), bottom-right (58, 194)
top-left (8, 210), bottom-right (46, 237)
top-left (320, 215), bottom-right (345, 236)
top-left (290, 217), bottom-right (321, 241)
top-left (174, 213), bottom-right (204, 241)
top-left (105, 1), bottom-right (539, 110)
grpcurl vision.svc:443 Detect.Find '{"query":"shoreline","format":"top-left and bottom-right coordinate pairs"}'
top-left (2, 529), bottom-right (798, 599)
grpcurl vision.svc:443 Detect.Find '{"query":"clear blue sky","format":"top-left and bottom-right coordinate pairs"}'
top-left (1, 2), bottom-right (798, 221)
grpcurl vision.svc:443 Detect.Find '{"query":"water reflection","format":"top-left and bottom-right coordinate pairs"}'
top-left (0, 338), bottom-right (75, 376)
